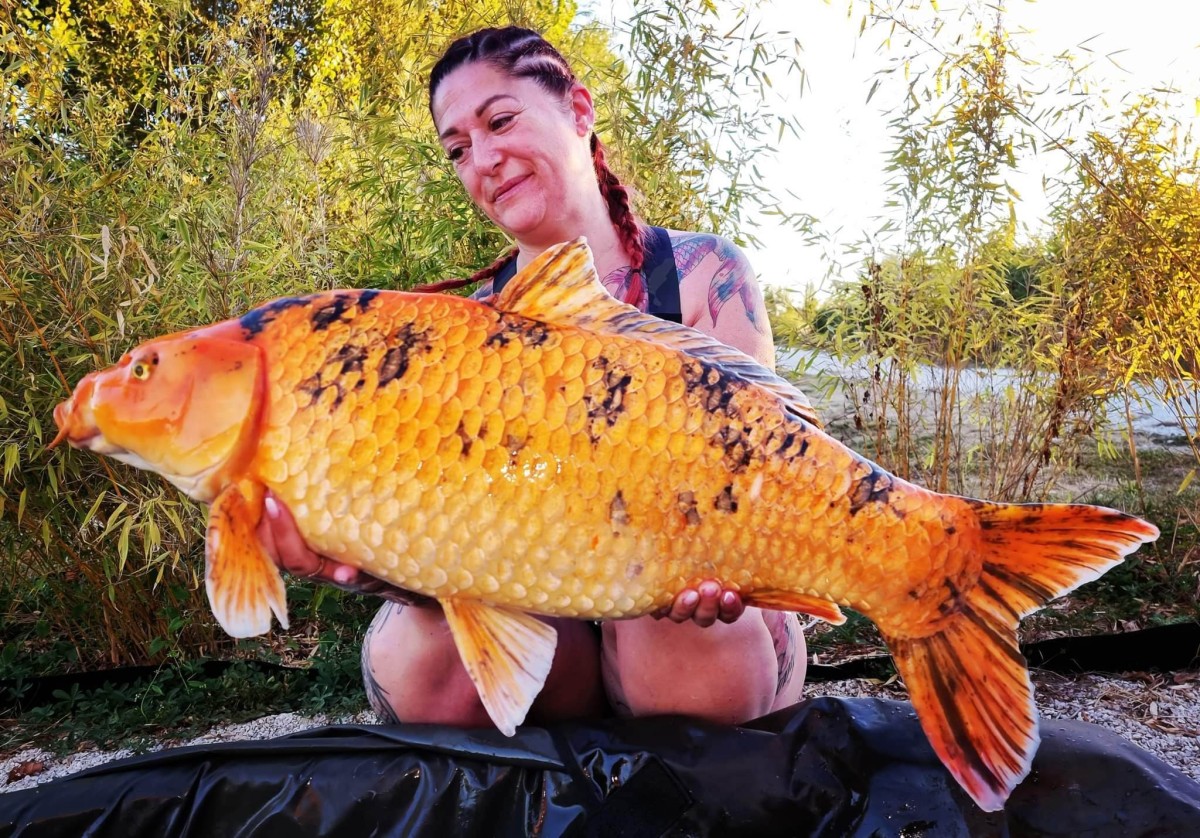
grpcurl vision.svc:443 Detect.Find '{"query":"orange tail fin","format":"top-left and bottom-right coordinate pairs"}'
top-left (883, 502), bottom-right (1158, 812)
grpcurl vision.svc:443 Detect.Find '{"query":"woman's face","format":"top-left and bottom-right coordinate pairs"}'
top-left (432, 61), bottom-right (596, 243)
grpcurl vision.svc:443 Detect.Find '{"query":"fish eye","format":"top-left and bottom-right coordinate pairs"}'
top-left (131, 354), bottom-right (157, 380)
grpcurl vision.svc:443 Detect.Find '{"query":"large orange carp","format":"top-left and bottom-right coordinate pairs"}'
top-left (53, 239), bottom-right (1157, 811)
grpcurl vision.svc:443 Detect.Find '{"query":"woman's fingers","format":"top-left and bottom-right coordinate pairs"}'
top-left (260, 492), bottom-right (434, 606)
top-left (655, 581), bottom-right (745, 627)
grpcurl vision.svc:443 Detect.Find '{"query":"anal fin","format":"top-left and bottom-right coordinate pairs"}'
top-left (205, 479), bottom-right (289, 637)
top-left (741, 589), bottom-right (847, 624)
top-left (441, 599), bottom-right (558, 736)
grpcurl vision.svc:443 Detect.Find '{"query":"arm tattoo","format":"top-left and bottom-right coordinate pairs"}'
top-left (361, 602), bottom-right (404, 724)
top-left (600, 265), bottom-right (646, 310)
top-left (672, 235), bottom-right (763, 332)
top-left (774, 612), bottom-right (798, 697)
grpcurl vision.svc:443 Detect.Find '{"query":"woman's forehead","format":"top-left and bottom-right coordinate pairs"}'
top-left (432, 63), bottom-right (546, 131)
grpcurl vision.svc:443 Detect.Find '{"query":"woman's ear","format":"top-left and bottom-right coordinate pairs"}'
top-left (568, 83), bottom-right (596, 136)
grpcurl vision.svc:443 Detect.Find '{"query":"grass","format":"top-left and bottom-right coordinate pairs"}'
top-left (1, 653), bottom-right (366, 758)
top-left (1, 590), bottom-right (378, 759)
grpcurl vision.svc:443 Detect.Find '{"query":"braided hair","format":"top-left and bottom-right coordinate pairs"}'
top-left (422, 27), bottom-right (646, 301)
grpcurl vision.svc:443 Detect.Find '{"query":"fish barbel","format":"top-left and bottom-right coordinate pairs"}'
top-left (52, 239), bottom-right (1158, 811)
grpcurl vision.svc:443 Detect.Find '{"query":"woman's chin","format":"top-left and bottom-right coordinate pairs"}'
top-left (490, 199), bottom-right (548, 240)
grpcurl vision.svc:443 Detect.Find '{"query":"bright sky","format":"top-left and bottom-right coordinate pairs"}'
top-left (593, 1), bottom-right (1200, 297)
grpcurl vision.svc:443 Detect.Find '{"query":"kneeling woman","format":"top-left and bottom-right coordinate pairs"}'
top-left (260, 25), bottom-right (808, 729)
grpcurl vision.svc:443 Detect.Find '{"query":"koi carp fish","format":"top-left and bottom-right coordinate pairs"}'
top-left (52, 238), bottom-right (1158, 811)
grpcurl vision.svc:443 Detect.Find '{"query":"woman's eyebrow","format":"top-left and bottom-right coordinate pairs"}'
top-left (438, 94), bottom-right (520, 139)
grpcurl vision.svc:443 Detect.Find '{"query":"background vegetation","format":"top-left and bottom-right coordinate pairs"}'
top-left (2, 0), bottom-right (1197, 751)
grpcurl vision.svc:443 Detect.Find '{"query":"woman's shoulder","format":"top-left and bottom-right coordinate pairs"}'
top-left (660, 230), bottom-right (752, 280)
top-left (662, 228), bottom-right (741, 254)
top-left (658, 229), bottom-right (757, 289)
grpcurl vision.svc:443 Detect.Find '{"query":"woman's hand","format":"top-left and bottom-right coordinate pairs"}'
top-left (654, 581), bottom-right (745, 627)
top-left (258, 493), bottom-right (434, 606)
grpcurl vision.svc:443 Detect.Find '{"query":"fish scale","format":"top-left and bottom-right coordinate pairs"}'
top-left (53, 238), bottom-right (1160, 812)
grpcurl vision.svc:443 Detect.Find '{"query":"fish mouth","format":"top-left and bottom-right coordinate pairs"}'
top-left (50, 389), bottom-right (115, 453)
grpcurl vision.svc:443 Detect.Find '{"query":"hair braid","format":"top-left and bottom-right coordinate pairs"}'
top-left (413, 248), bottom-right (518, 294)
top-left (590, 134), bottom-right (646, 305)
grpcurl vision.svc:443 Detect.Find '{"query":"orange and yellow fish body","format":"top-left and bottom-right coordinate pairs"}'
top-left (53, 239), bottom-right (1158, 812)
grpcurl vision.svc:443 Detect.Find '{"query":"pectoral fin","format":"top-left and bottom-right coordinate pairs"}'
top-left (441, 598), bottom-right (558, 736)
top-left (741, 589), bottom-right (847, 624)
top-left (205, 479), bottom-right (288, 637)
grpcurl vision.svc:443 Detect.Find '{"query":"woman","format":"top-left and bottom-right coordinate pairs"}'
top-left (260, 26), bottom-right (808, 728)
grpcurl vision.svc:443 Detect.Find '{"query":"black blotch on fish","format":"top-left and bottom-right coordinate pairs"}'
top-left (681, 358), bottom-right (743, 417)
top-left (989, 565), bottom-right (1053, 603)
top-left (486, 314), bottom-right (550, 348)
top-left (240, 296), bottom-right (311, 337)
top-left (311, 294), bottom-right (354, 331)
top-left (848, 463), bottom-right (893, 515)
top-left (713, 424), bottom-right (756, 474)
top-left (356, 289), bottom-right (380, 310)
top-left (332, 343), bottom-right (368, 375)
top-left (715, 485), bottom-right (737, 514)
top-left (300, 371), bottom-right (345, 409)
top-left (521, 322), bottom-right (550, 347)
top-left (925, 645), bottom-right (996, 788)
top-left (456, 422), bottom-right (474, 457)
top-left (584, 356), bottom-right (633, 440)
top-left (677, 491), bottom-right (701, 526)
top-left (378, 323), bottom-right (433, 386)
top-left (1015, 505), bottom-right (1046, 530)
top-left (610, 491), bottom-right (630, 527)
top-left (937, 578), bottom-right (964, 616)
top-left (379, 347), bottom-right (408, 385)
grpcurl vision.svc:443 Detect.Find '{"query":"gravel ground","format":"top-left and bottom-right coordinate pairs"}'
top-left (4, 671), bottom-right (1198, 794)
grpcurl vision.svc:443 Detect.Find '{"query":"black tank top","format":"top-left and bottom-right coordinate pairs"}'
top-left (490, 226), bottom-right (682, 324)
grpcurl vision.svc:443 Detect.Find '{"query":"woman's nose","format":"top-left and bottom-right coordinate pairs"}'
top-left (472, 134), bottom-right (503, 173)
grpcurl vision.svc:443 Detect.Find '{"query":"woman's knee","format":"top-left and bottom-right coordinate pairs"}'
top-left (603, 612), bottom-right (782, 725)
top-left (360, 603), bottom-right (491, 726)
top-left (360, 605), bottom-right (608, 728)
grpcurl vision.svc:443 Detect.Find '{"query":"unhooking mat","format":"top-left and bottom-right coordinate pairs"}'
top-left (2, 697), bottom-right (1198, 837)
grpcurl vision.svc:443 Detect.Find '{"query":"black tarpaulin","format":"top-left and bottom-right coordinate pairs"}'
top-left (2, 697), bottom-right (1199, 837)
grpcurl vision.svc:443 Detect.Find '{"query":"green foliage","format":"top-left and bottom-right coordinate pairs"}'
top-left (608, 0), bottom-right (812, 244)
top-left (789, 7), bottom-right (1093, 500)
top-left (2, 648), bottom-right (369, 756)
top-left (1046, 98), bottom-right (1200, 470)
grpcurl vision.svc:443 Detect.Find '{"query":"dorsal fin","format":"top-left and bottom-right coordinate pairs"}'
top-left (494, 238), bottom-right (822, 427)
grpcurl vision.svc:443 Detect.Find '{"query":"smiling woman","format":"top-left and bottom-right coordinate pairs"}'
top-left (258, 25), bottom-right (809, 733)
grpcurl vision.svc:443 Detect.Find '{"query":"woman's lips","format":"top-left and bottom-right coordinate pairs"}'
top-left (493, 174), bottom-right (530, 203)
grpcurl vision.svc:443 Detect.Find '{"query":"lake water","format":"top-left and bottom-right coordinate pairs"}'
top-left (776, 348), bottom-right (1194, 446)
